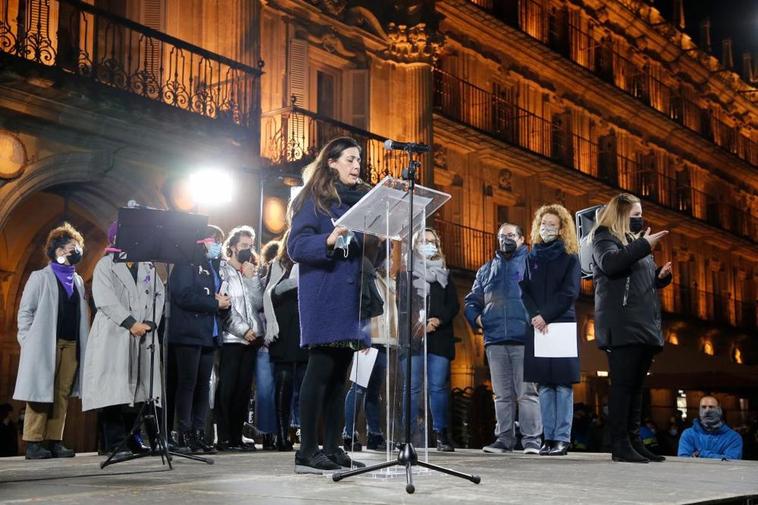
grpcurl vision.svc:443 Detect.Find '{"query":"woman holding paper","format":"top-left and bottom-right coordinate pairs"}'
top-left (590, 193), bottom-right (671, 463)
top-left (287, 136), bottom-right (371, 474)
top-left (521, 204), bottom-right (581, 456)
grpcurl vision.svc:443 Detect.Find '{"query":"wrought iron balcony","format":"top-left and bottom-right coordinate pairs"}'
top-left (465, 0), bottom-right (758, 168)
top-left (432, 68), bottom-right (756, 243)
top-left (0, 0), bottom-right (260, 128)
top-left (432, 218), bottom-right (497, 273)
top-left (261, 103), bottom-right (407, 184)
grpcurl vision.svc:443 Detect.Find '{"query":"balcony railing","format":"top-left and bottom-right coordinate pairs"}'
top-left (465, 0), bottom-right (758, 168)
top-left (0, 0), bottom-right (260, 128)
top-left (261, 103), bottom-right (407, 184)
top-left (432, 218), bottom-right (497, 273)
top-left (432, 68), bottom-right (757, 242)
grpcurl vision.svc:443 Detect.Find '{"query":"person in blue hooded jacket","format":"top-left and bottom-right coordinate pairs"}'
top-left (464, 223), bottom-right (542, 454)
top-left (678, 396), bottom-right (742, 460)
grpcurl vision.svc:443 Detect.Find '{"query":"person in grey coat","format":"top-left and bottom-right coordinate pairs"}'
top-left (13, 223), bottom-right (90, 460)
top-left (82, 221), bottom-right (165, 455)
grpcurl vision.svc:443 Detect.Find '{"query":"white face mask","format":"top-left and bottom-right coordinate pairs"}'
top-left (417, 243), bottom-right (438, 259)
top-left (539, 225), bottom-right (559, 243)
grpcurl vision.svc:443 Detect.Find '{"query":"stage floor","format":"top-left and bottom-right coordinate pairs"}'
top-left (1, 449), bottom-right (756, 504)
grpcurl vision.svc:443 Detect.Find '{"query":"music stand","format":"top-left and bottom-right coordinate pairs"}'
top-left (101, 207), bottom-right (214, 469)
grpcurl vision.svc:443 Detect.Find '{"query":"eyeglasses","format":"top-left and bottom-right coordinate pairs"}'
top-left (498, 233), bottom-right (519, 240)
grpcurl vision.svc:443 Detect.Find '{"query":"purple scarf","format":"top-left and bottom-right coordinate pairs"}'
top-left (51, 263), bottom-right (76, 298)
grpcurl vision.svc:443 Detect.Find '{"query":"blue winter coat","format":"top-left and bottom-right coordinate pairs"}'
top-left (677, 420), bottom-right (743, 460)
top-left (288, 196), bottom-right (369, 348)
top-left (520, 240), bottom-right (581, 385)
top-left (464, 246), bottom-right (529, 346)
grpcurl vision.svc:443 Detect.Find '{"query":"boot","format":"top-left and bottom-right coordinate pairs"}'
top-left (127, 431), bottom-right (151, 454)
top-left (25, 442), bottom-right (52, 460)
top-left (631, 436), bottom-right (665, 462)
top-left (343, 433), bottom-right (362, 452)
top-left (539, 440), bottom-right (553, 456)
top-left (49, 441), bottom-right (75, 458)
top-left (275, 373), bottom-right (294, 452)
top-left (173, 432), bottom-right (193, 455)
top-left (611, 438), bottom-right (648, 463)
top-left (435, 429), bottom-right (455, 452)
top-left (366, 433), bottom-right (386, 451)
top-left (261, 433), bottom-right (276, 451)
top-left (194, 430), bottom-right (217, 454)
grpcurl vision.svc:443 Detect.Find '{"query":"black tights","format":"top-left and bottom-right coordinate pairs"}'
top-left (298, 347), bottom-right (353, 457)
top-left (607, 345), bottom-right (656, 443)
top-left (274, 362), bottom-right (306, 439)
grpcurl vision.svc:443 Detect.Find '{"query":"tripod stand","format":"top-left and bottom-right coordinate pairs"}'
top-left (101, 208), bottom-right (214, 469)
top-left (332, 154), bottom-right (481, 493)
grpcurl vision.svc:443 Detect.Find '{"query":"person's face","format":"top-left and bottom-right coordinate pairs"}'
top-left (700, 397), bottom-right (719, 412)
top-left (540, 213), bottom-right (561, 231)
top-left (55, 239), bottom-right (82, 265)
top-left (234, 235), bottom-right (254, 256)
top-left (329, 147), bottom-right (361, 186)
top-left (423, 231), bottom-right (437, 246)
top-left (629, 202), bottom-right (642, 218)
top-left (498, 224), bottom-right (524, 248)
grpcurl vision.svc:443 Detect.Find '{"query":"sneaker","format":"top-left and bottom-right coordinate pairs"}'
top-left (49, 441), bottom-right (75, 458)
top-left (326, 447), bottom-right (366, 468)
top-left (482, 439), bottom-right (512, 454)
top-left (295, 449), bottom-right (342, 474)
top-left (25, 442), bottom-right (52, 460)
top-left (523, 445), bottom-right (541, 455)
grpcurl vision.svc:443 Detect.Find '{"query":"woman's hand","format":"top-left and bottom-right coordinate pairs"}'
top-left (243, 329), bottom-right (257, 342)
top-left (241, 261), bottom-right (257, 278)
top-left (326, 225), bottom-right (349, 247)
top-left (129, 322), bottom-right (152, 338)
top-left (642, 227), bottom-right (669, 248)
top-left (426, 317), bottom-right (441, 333)
top-left (532, 315), bottom-right (547, 334)
top-left (658, 261), bottom-right (672, 279)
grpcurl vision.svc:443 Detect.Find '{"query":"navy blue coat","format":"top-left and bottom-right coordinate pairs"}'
top-left (520, 240), bottom-right (581, 385)
top-left (288, 196), bottom-right (369, 348)
top-left (168, 261), bottom-right (224, 348)
top-left (464, 246), bottom-right (529, 345)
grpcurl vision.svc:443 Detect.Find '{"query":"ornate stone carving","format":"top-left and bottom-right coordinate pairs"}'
top-left (433, 144), bottom-right (447, 170)
top-left (307, 0), bottom-right (347, 17)
top-left (383, 23), bottom-right (442, 64)
top-left (498, 169), bottom-right (513, 192)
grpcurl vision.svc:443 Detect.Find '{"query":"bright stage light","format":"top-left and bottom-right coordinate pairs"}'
top-left (189, 169), bottom-right (234, 206)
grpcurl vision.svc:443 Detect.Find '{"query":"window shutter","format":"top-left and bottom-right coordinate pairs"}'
top-left (344, 69), bottom-right (368, 129)
top-left (288, 38), bottom-right (309, 109)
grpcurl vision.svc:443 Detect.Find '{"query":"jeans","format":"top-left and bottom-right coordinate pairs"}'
top-left (539, 384), bottom-right (573, 443)
top-left (485, 344), bottom-right (542, 449)
top-left (255, 348), bottom-right (277, 434)
top-left (402, 353), bottom-right (451, 432)
top-left (343, 347), bottom-right (387, 437)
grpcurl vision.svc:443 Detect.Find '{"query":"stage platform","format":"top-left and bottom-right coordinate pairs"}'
top-left (1, 449), bottom-right (756, 504)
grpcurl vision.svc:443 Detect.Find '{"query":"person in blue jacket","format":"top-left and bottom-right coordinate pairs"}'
top-left (287, 137), bottom-right (371, 474)
top-left (678, 396), bottom-right (743, 460)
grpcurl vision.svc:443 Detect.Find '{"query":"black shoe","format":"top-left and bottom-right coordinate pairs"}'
top-left (216, 441), bottom-right (243, 452)
top-left (49, 441), bottom-right (75, 458)
top-left (173, 432), bottom-right (194, 455)
top-left (611, 439), bottom-right (649, 463)
top-left (435, 429), bottom-right (455, 452)
top-left (261, 433), bottom-right (276, 451)
top-left (25, 442), bottom-right (52, 460)
top-left (631, 438), bottom-right (665, 462)
top-left (127, 433), bottom-right (151, 455)
top-left (240, 442), bottom-right (257, 452)
top-left (275, 434), bottom-right (293, 452)
top-left (295, 449), bottom-right (342, 474)
top-left (326, 447), bottom-right (366, 468)
top-left (547, 440), bottom-right (569, 456)
top-left (539, 440), bottom-right (554, 455)
top-left (366, 433), bottom-right (386, 451)
top-left (193, 430), bottom-right (217, 454)
top-left (343, 435), bottom-right (363, 452)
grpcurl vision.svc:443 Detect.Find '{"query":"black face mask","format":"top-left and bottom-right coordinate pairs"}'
top-left (499, 237), bottom-right (518, 255)
top-left (236, 248), bottom-right (252, 264)
top-left (630, 216), bottom-right (644, 234)
top-left (67, 249), bottom-right (83, 265)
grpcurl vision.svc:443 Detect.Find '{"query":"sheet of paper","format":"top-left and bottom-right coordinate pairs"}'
top-left (348, 347), bottom-right (379, 388)
top-left (534, 322), bottom-right (578, 358)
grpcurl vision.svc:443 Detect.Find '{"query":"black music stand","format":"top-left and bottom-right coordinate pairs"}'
top-left (101, 208), bottom-right (213, 469)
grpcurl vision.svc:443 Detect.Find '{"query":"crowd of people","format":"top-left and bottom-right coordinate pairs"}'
top-left (4, 136), bottom-right (749, 473)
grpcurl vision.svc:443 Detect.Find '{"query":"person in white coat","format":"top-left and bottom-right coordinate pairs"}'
top-left (13, 223), bottom-right (90, 460)
top-left (82, 221), bottom-right (165, 456)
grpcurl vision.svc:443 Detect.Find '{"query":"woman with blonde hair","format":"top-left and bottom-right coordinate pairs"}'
top-left (520, 204), bottom-right (581, 456)
top-left (590, 193), bottom-right (671, 463)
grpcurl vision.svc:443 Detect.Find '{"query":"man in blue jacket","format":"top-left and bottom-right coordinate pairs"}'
top-left (464, 223), bottom-right (542, 454)
top-left (678, 396), bottom-right (742, 460)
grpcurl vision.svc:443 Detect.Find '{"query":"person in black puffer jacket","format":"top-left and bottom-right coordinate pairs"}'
top-left (590, 193), bottom-right (672, 464)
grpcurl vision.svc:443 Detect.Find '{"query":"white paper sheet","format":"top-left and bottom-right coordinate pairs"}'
top-left (348, 347), bottom-right (379, 388)
top-left (534, 322), bottom-right (578, 358)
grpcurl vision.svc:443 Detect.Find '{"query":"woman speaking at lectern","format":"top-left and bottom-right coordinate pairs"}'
top-left (287, 137), bottom-right (371, 474)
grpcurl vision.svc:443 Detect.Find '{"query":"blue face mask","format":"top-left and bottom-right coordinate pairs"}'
top-left (206, 242), bottom-right (222, 260)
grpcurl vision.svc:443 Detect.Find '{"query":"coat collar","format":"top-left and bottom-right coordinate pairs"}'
top-left (109, 255), bottom-right (141, 299)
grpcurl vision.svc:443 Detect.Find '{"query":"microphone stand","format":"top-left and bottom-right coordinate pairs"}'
top-left (332, 150), bottom-right (481, 493)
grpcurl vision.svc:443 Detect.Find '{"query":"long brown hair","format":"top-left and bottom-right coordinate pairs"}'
top-left (529, 204), bottom-right (579, 255)
top-left (287, 137), bottom-right (362, 220)
top-left (590, 193), bottom-right (640, 245)
top-left (275, 229), bottom-right (294, 271)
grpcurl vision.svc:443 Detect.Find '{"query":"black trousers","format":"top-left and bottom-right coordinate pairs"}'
top-left (274, 362), bottom-right (306, 438)
top-left (172, 344), bottom-right (216, 433)
top-left (100, 404), bottom-right (138, 452)
top-left (298, 347), bottom-right (353, 457)
top-left (607, 345), bottom-right (656, 443)
top-left (214, 343), bottom-right (257, 444)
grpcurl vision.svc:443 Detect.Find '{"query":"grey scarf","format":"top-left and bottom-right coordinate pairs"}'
top-left (412, 256), bottom-right (448, 297)
top-left (700, 407), bottom-right (724, 432)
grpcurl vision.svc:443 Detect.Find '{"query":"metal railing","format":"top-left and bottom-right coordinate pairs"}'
top-left (0, 0), bottom-right (260, 128)
top-left (432, 218), bottom-right (497, 273)
top-left (465, 0), bottom-right (758, 168)
top-left (432, 68), bottom-right (756, 242)
top-left (261, 102), bottom-right (408, 184)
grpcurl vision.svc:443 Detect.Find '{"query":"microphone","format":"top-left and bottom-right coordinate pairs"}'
top-left (383, 139), bottom-right (431, 153)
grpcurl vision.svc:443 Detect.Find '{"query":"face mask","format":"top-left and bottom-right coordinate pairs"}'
top-left (699, 406), bottom-right (723, 431)
top-left (206, 242), bottom-right (222, 260)
top-left (630, 216), bottom-right (644, 234)
top-left (418, 243), bottom-right (438, 259)
top-left (539, 225), bottom-right (559, 243)
top-left (58, 247), bottom-right (82, 265)
top-left (499, 237), bottom-right (517, 255)
top-left (237, 248), bottom-right (252, 263)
